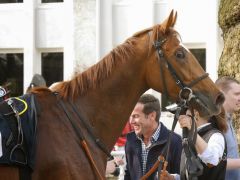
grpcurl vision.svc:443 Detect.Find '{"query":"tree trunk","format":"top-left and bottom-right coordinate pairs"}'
top-left (218, 0), bottom-right (240, 143)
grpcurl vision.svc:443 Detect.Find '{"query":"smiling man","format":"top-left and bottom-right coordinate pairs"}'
top-left (124, 94), bottom-right (182, 180)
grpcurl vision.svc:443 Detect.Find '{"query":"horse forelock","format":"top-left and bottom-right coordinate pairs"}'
top-left (132, 24), bottom-right (161, 42)
top-left (152, 24), bottom-right (180, 43)
top-left (56, 38), bottom-right (138, 100)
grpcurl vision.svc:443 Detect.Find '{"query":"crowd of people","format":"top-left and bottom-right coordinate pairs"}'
top-left (1, 75), bottom-right (240, 180)
top-left (106, 76), bottom-right (240, 180)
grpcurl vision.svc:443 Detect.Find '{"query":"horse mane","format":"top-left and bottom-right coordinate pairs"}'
top-left (49, 24), bottom-right (163, 100)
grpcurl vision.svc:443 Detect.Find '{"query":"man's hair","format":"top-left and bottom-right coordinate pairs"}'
top-left (138, 94), bottom-right (161, 122)
top-left (215, 76), bottom-right (240, 93)
top-left (214, 76), bottom-right (238, 132)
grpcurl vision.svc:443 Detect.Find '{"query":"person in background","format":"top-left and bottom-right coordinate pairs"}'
top-left (115, 121), bottom-right (133, 149)
top-left (215, 76), bottom-right (240, 180)
top-left (106, 156), bottom-right (125, 178)
top-left (106, 121), bottom-right (133, 179)
top-left (165, 108), bottom-right (228, 180)
top-left (124, 94), bottom-right (182, 180)
top-left (26, 74), bottom-right (47, 92)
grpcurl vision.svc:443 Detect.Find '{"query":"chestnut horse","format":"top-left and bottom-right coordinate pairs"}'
top-left (0, 10), bottom-right (224, 180)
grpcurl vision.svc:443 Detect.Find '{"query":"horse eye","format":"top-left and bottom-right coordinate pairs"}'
top-left (175, 50), bottom-right (185, 59)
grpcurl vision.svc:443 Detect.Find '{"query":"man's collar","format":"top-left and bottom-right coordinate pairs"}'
top-left (151, 123), bottom-right (161, 142)
top-left (136, 123), bottom-right (161, 142)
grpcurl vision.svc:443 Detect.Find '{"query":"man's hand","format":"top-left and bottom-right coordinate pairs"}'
top-left (160, 170), bottom-right (175, 180)
top-left (178, 115), bottom-right (192, 130)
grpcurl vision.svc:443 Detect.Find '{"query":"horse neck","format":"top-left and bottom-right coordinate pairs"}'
top-left (79, 51), bottom-right (148, 150)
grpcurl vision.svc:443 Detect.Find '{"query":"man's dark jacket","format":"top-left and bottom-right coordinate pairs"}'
top-left (124, 122), bottom-right (182, 180)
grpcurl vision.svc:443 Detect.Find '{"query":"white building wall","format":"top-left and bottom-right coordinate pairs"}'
top-left (0, 0), bottom-right (96, 91)
top-left (0, 0), bottom-right (222, 93)
top-left (97, 0), bottom-right (223, 81)
top-left (0, 4), bottom-right (25, 48)
top-left (35, 1), bottom-right (75, 81)
top-left (36, 4), bottom-right (66, 48)
top-left (74, 0), bottom-right (96, 70)
top-left (96, 0), bottom-right (112, 60)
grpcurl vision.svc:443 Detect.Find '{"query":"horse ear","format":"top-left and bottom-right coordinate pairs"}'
top-left (161, 9), bottom-right (177, 33)
top-left (172, 11), bottom-right (177, 27)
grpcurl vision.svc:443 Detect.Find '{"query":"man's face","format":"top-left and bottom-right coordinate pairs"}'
top-left (223, 83), bottom-right (240, 113)
top-left (129, 103), bottom-right (154, 136)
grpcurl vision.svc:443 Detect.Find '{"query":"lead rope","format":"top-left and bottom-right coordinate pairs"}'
top-left (181, 107), bottom-right (203, 180)
top-left (140, 155), bottom-right (165, 180)
top-left (160, 103), bottom-right (184, 179)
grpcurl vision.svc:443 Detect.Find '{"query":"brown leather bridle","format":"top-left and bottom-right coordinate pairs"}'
top-left (141, 33), bottom-right (208, 180)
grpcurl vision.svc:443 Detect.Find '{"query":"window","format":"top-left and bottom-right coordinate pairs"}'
top-left (41, 52), bottom-right (63, 87)
top-left (161, 48), bottom-right (206, 110)
top-left (189, 49), bottom-right (206, 71)
top-left (0, 53), bottom-right (23, 96)
top-left (0, 0), bottom-right (23, 3)
top-left (41, 0), bottom-right (63, 3)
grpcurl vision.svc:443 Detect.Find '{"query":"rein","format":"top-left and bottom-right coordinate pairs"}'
top-left (69, 101), bottom-right (112, 159)
top-left (54, 92), bottom-right (111, 180)
top-left (181, 107), bottom-right (203, 180)
top-left (141, 32), bottom-right (208, 180)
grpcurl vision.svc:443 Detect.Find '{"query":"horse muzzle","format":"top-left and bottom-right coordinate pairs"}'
top-left (184, 90), bottom-right (225, 118)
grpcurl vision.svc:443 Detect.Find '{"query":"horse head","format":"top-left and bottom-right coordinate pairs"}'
top-left (140, 10), bottom-right (224, 118)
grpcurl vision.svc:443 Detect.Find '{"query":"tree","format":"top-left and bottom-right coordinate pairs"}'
top-left (218, 0), bottom-right (240, 142)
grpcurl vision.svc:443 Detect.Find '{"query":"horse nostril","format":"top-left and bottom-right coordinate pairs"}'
top-left (215, 92), bottom-right (225, 106)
